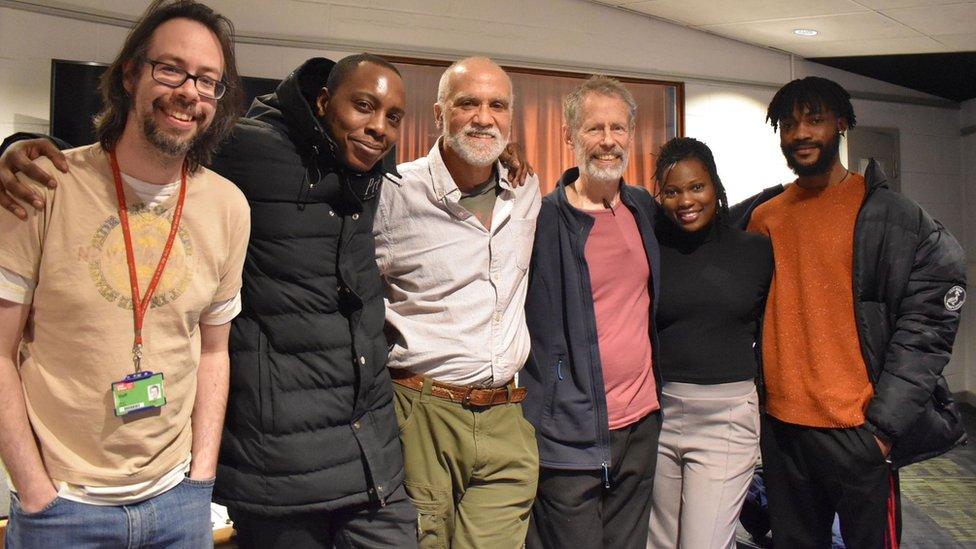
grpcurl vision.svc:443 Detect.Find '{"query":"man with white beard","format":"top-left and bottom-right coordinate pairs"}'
top-left (373, 56), bottom-right (541, 549)
top-left (520, 75), bottom-right (663, 549)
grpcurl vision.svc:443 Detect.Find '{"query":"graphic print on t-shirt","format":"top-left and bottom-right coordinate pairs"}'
top-left (85, 203), bottom-right (195, 310)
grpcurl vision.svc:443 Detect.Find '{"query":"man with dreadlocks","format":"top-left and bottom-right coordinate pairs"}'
top-left (737, 76), bottom-right (967, 548)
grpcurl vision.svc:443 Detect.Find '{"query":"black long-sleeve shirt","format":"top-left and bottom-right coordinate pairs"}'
top-left (655, 218), bottom-right (773, 384)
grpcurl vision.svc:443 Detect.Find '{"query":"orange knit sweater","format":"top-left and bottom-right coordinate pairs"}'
top-left (748, 173), bottom-right (873, 428)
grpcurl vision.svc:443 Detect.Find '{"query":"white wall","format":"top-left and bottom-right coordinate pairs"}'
top-left (0, 0), bottom-right (971, 395)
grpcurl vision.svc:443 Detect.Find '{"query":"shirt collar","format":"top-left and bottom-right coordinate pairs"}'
top-left (427, 138), bottom-right (512, 200)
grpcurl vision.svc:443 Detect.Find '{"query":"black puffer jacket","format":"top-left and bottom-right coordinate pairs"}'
top-left (732, 161), bottom-right (967, 468)
top-left (210, 58), bottom-right (403, 514)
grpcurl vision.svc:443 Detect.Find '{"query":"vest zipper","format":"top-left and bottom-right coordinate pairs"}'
top-left (296, 145), bottom-right (321, 208)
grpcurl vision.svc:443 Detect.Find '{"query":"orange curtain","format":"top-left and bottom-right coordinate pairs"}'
top-left (393, 62), bottom-right (678, 196)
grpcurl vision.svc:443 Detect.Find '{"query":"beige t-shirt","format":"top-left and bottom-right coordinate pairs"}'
top-left (0, 144), bottom-right (250, 487)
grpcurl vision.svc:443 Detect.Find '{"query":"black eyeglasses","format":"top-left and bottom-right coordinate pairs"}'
top-left (144, 59), bottom-right (227, 100)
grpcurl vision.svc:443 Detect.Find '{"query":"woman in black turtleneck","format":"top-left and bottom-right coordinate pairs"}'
top-left (647, 138), bottom-right (773, 549)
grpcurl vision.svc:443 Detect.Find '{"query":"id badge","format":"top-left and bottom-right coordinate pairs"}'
top-left (111, 371), bottom-right (166, 417)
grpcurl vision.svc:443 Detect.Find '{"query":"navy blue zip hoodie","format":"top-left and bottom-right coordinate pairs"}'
top-left (520, 167), bottom-right (662, 474)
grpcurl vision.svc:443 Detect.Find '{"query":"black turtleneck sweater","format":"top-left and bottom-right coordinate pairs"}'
top-left (655, 218), bottom-right (773, 384)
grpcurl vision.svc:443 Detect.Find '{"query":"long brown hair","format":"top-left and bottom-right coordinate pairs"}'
top-left (93, 0), bottom-right (244, 172)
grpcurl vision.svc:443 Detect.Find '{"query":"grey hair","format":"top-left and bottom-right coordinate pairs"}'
top-left (564, 75), bottom-right (637, 133)
top-left (436, 56), bottom-right (513, 108)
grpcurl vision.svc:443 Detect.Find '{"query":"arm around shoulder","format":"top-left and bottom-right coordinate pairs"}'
top-left (0, 136), bottom-right (70, 219)
top-left (0, 171), bottom-right (53, 286)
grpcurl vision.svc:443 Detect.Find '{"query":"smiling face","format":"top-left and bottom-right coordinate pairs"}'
top-left (317, 61), bottom-right (406, 173)
top-left (123, 17), bottom-right (223, 159)
top-left (566, 92), bottom-right (632, 184)
top-left (435, 59), bottom-right (512, 167)
top-left (660, 158), bottom-right (718, 233)
top-left (779, 103), bottom-right (846, 177)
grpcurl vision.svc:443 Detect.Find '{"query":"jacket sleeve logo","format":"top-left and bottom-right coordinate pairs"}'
top-left (944, 286), bottom-right (966, 311)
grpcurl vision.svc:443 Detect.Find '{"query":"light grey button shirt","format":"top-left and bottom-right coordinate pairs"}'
top-left (375, 141), bottom-right (541, 387)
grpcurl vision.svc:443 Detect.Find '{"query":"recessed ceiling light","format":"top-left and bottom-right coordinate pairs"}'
top-left (794, 28), bottom-right (819, 37)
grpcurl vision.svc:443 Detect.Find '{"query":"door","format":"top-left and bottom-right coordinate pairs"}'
top-left (846, 127), bottom-right (901, 193)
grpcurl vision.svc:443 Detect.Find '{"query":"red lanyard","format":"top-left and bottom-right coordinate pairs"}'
top-left (109, 151), bottom-right (187, 372)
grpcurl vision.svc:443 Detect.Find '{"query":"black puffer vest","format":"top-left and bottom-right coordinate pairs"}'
top-left (210, 58), bottom-right (403, 515)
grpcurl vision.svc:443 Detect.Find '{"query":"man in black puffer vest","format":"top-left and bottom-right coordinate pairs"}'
top-left (209, 55), bottom-right (417, 548)
top-left (0, 54), bottom-right (417, 548)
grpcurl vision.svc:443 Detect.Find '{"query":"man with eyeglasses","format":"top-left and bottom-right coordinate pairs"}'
top-left (0, 7), bottom-right (425, 547)
top-left (145, 58), bottom-right (228, 103)
top-left (0, 1), bottom-right (250, 545)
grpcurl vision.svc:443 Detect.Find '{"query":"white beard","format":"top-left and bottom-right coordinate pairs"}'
top-left (574, 139), bottom-right (628, 183)
top-left (443, 120), bottom-right (509, 167)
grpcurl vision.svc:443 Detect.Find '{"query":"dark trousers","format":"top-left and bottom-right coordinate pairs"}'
top-left (760, 415), bottom-right (901, 549)
top-left (228, 484), bottom-right (418, 549)
top-left (526, 410), bottom-right (661, 549)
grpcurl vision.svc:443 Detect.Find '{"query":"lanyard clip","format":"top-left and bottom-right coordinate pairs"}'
top-left (132, 343), bottom-right (143, 373)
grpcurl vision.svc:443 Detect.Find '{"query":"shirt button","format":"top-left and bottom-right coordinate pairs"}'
top-left (328, 210), bottom-right (335, 217)
top-left (491, 272), bottom-right (500, 281)
top-left (352, 421), bottom-right (361, 430)
top-left (352, 213), bottom-right (360, 220)
top-left (359, 356), bottom-right (366, 365)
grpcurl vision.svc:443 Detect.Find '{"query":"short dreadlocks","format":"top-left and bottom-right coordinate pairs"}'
top-left (766, 76), bottom-right (857, 132)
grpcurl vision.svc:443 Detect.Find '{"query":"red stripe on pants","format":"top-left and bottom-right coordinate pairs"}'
top-left (886, 472), bottom-right (899, 549)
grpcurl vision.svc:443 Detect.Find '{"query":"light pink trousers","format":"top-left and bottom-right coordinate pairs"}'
top-left (647, 380), bottom-right (760, 549)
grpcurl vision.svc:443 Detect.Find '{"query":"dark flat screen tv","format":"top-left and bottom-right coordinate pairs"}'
top-left (50, 59), bottom-right (280, 146)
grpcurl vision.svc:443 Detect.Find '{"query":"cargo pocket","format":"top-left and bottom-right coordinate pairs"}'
top-left (404, 482), bottom-right (450, 549)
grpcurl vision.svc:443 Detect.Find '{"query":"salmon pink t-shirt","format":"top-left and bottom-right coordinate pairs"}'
top-left (584, 203), bottom-right (659, 430)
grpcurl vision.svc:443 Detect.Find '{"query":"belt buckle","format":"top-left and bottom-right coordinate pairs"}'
top-left (462, 386), bottom-right (474, 406)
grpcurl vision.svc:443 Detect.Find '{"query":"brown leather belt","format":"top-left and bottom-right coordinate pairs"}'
top-left (390, 369), bottom-right (527, 407)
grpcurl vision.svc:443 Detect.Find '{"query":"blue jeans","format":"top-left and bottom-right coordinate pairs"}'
top-left (5, 477), bottom-right (214, 548)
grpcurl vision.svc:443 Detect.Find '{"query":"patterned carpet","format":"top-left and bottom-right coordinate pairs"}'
top-left (898, 403), bottom-right (976, 549)
top-left (737, 403), bottom-right (976, 548)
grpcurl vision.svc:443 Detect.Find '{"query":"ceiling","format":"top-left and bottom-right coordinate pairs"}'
top-left (588, 0), bottom-right (976, 101)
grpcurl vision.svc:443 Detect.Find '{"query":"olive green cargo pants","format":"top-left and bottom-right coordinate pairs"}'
top-left (394, 381), bottom-right (539, 549)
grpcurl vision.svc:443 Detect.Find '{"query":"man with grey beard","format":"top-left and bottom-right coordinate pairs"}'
top-left (520, 75), bottom-right (662, 549)
top-left (373, 57), bottom-right (541, 548)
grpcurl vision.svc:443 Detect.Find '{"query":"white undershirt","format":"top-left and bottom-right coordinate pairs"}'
top-left (3, 173), bottom-right (237, 504)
